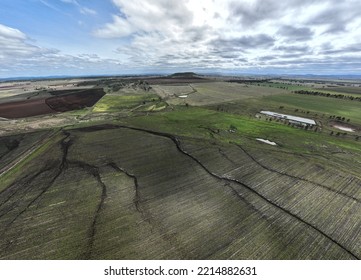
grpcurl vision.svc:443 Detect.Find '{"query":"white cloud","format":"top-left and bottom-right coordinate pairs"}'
top-left (59, 0), bottom-right (97, 15)
top-left (79, 7), bottom-right (97, 15)
top-left (94, 0), bottom-right (195, 38)
top-left (40, 0), bottom-right (66, 14)
top-left (0, 24), bottom-right (126, 77)
top-left (2, 1), bottom-right (361, 76)
top-left (0, 24), bottom-right (27, 40)
top-left (0, 24), bottom-right (47, 57)
top-left (94, 15), bottom-right (134, 38)
top-left (93, 0), bottom-right (361, 73)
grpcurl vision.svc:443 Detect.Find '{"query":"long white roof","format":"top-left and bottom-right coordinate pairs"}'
top-left (260, 111), bottom-right (316, 125)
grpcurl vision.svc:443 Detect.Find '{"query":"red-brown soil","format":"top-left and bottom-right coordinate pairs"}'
top-left (0, 98), bottom-right (56, 118)
top-left (46, 88), bottom-right (105, 112)
top-left (0, 88), bottom-right (105, 118)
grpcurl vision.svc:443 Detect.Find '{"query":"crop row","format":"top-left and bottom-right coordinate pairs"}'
top-left (0, 127), bottom-right (359, 259)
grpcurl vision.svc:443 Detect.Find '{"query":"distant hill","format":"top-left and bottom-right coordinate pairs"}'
top-left (168, 72), bottom-right (200, 78)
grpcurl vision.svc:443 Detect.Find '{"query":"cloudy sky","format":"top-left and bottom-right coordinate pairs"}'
top-left (1, 0), bottom-right (361, 77)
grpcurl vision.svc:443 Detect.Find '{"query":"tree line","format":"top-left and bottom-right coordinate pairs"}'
top-left (294, 90), bottom-right (361, 102)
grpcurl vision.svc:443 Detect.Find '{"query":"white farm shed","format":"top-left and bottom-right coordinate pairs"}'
top-left (260, 111), bottom-right (316, 126)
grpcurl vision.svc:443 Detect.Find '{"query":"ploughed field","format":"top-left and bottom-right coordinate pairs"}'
top-left (0, 125), bottom-right (360, 259)
top-left (0, 88), bottom-right (105, 118)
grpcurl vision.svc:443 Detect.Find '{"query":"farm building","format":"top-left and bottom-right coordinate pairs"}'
top-left (260, 111), bottom-right (316, 127)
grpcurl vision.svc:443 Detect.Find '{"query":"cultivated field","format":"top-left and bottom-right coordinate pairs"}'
top-left (0, 79), bottom-right (95, 100)
top-left (0, 88), bottom-right (105, 118)
top-left (262, 94), bottom-right (361, 124)
top-left (154, 82), bottom-right (283, 106)
top-left (0, 74), bottom-right (360, 260)
top-left (93, 94), bottom-right (161, 113)
top-left (320, 86), bottom-right (361, 95)
top-left (242, 80), bottom-right (361, 97)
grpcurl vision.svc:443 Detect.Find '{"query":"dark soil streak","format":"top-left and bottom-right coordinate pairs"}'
top-left (67, 160), bottom-right (107, 260)
top-left (234, 143), bottom-right (361, 204)
top-left (86, 174), bottom-right (107, 260)
top-left (70, 123), bottom-right (359, 259)
top-left (202, 182), bottom-right (270, 259)
top-left (107, 162), bottom-right (141, 212)
top-left (106, 162), bottom-right (156, 230)
top-left (110, 124), bottom-right (359, 260)
top-left (0, 166), bottom-right (55, 219)
top-left (226, 182), bottom-right (272, 221)
top-left (1, 131), bottom-right (71, 232)
top-left (106, 161), bottom-right (189, 258)
top-left (218, 147), bottom-right (238, 165)
top-left (198, 125), bottom-right (220, 139)
top-left (26, 91), bottom-right (40, 100)
top-left (0, 136), bottom-right (24, 162)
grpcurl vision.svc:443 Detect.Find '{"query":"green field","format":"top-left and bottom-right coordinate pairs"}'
top-left (93, 94), bottom-right (160, 112)
top-left (155, 82), bottom-right (284, 106)
top-left (206, 91), bottom-right (361, 132)
top-left (125, 107), bottom-right (361, 153)
top-left (322, 86), bottom-right (361, 95)
top-left (254, 81), bottom-right (311, 91)
top-left (262, 94), bottom-right (361, 124)
top-left (255, 81), bottom-right (361, 97)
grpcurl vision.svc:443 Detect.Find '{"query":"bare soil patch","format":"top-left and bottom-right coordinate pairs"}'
top-left (0, 88), bottom-right (105, 118)
top-left (256, 138), bottom-right (277, 145)
top-left (46, 88), bottom-right (105, 112)
top-left (0, 98), bottom-right (56, 118)
top-left (330, 121), bottom-right (360, 132)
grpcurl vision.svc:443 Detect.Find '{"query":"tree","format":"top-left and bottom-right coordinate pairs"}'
top-left (229, 124), bottom-right (237, 132)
